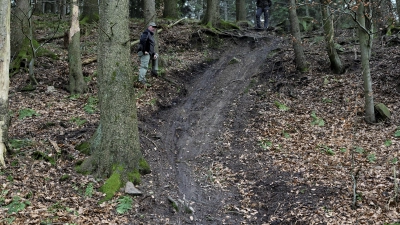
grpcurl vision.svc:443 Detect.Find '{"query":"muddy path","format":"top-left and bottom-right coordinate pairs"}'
top-left (138, 33), bottom-right (281, 224)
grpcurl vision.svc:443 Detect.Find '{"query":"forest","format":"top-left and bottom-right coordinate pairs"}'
top-left (0, 0), bottom-right (400, 224)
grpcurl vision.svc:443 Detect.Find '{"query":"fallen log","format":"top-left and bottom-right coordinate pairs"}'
top-left (82, 55), bottom-right (97, 65)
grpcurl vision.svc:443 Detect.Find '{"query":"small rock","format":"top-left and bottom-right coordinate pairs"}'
top-left (46, 86), bottom-right (56, 93)
top-left (124, 182), bottom-right (142, 196)
top-left (229, 57), bottom-right (241, 64)
top-left (375, 103), bottom-right (391, 120)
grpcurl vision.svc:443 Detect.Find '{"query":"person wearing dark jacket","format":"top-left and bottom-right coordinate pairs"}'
top-left (256, 0), bottom-right (272, 29)
top-left (138, 22), bottom-right (158, 84)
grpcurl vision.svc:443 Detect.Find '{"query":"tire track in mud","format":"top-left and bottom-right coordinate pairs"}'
top-left (152, 36), bottom-right (280, 223)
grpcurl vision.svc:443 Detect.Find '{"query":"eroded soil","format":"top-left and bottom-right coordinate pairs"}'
top-left (136, 33), bottom-right (280, 224)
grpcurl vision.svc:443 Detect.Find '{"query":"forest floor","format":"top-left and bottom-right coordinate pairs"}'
top-left (1, 16), bottom-right (400, 225)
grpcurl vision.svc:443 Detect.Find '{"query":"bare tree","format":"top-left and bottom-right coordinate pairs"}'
top-left (202, 0), bottom-right (220, 27)
top-left (236, 0), bottom-right (246, 22)
top-left (320, 0), bottom-right (344, 74)
top-left (289, 0), bottom-right (308, 72)
top-left (397, 0), bottom-right (400, 22)
top-left (164, 0), bottom-right (179, 18)
top-left (355, 0), bottom-right (375, 123)
top-left (144, 0), bottom-right (156, 24)
top-left (81, 0), bottom-right (145, 200)
top-left (69, 0), bottom-right (87, 94)
top-left (0, 0), bottom-right (11, 167)
top-left (10, 0), bottom-right (29, 58)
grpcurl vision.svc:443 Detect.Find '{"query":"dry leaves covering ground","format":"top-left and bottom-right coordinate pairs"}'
top-left (207, 32), bottom-right (400, 224)
top-left (0, 18), bottom-right (400, 224)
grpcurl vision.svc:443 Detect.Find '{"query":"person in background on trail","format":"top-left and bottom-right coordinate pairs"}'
top-left (138, 22), bottom-right (159, 85)
top-left (255, 0), bottom-right (272, 29)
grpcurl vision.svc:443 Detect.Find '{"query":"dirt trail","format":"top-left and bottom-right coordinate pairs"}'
top-left (141, 33), bottom-right (281, 224)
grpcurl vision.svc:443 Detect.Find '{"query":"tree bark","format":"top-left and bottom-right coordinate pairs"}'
top-left (320, 0), bottom-right (344, 74)
top-left (27, 2), bottom-right (38, 85)
top-left (202, 0), bottom-right (219, 27)
top-left (397, 0), bottom-right (400, 23)
top-left (288, 0), bottom-right (308, 72)
top-left (10, 0), bottom-right (29, 56)
top-left (222, 0), bottom-right (228, 21)
top-left (357, 1), bottom-right (375, 123)
top-left (82, 0), bottom-right (142, 183)
top-left (69, 0), bottom-right (87, 94)
top-left (0, 0), bottom-right (11, 167)
top-left (143, 0), bottom-right (156, 25)
top-left (61, 0), bottom-right (67, 18)
top-left (163, 0), bottom-right (179, 19)
top-left (236, 0), bottom-right (246, 22)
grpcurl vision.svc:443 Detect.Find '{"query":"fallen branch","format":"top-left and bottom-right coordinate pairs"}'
top-left (37, 33), bottom-right (65, 42)
top-left (82, 55), bottom-right (97, 65)
top-left (0, 142), bottom-right (6, 167)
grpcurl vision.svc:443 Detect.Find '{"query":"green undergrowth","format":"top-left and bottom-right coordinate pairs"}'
top-left (32, 151), bottom-right (56, 166)
top-left (75, 141), bottom-right (91, 155)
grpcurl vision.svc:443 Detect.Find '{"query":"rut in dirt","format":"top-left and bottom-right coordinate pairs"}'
top-left (146, 34), bottom-right (280, 223)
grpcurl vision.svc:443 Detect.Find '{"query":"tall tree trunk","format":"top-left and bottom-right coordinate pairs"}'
top-left (81, 0), bottom-right (99, 22)
top-left (288, 0), bottom-right (308, 72)
top-left (202, 0), bottom-right (219, 27)
top-left (52, 1), bottom-right (57, 13)
top-left (222, 0), bottom-right (228, 21)
top-left (82, 0), bottom-right (143, 200)
top-left (27, 2), bottom-right (38, 85)
top-left (320, 0), bottom-right (344, 74)
top-left (69, 0), bottom-right (87, 94)
top-left (163, 0), bottom-right (179, 18)
top-left (357, 1), bottom-right (375, 123)
top-left (236, 0), bottom-right (246, 21)
top-left (144, 0), bottom-right (156, 25)
top-left (0, 0), bottom-right (10, 167)
top-left (397, 0), bottom-right (400, 22)
top-left (61, 0), bottom-right (67, 18)
top-left (10, 0), bottom-right (29, 56)
top-left (304, 0), bottom-right (309, 17)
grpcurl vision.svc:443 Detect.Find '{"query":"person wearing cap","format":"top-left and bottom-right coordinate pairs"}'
top-left (138, 22), bottom-right (159, 85)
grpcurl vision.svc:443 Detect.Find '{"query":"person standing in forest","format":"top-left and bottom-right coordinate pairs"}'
top-left (138, 22), bottom-right (158, 85)
top-left (255, 0), bottom-right (272, 29)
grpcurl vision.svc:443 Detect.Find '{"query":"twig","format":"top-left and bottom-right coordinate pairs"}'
top-left (144, 135), bottom-right (157, 148)
top-left (351, 166), bottom-right (361, 209)
top-left (387, 166), bottom-right (398, 209)
top-left (394, 166), bottom-right (398, 205)
top-left (225, 211), bottom-right (244, 215)
top-left (273, 202), bottom-right (281, 215)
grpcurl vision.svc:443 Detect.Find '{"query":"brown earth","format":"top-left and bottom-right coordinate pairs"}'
top-left (1, 17), bottom-right (400, 225)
